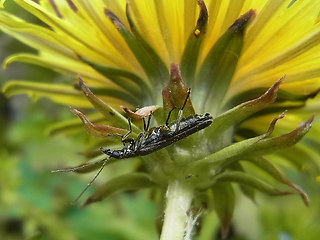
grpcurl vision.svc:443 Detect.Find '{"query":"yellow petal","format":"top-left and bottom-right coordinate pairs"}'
top-left (2, 80), bottom-right (90, 107)
top-left (230, 0), bottom-right (320, 95)
top-left (0, 0), bottom-right (6, 8)
top-left (3, 53), bottom-right (121, 89)
top-left (13, 0), bottom-right (143, 74)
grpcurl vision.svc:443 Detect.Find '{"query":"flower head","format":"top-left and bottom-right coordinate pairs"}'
top-left (1, 0), bottom-right (320, 239)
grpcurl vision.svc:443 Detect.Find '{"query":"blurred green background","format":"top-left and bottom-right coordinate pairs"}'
top-left (0, 1), bottom-right (320, 240)
top-left (0, 28), bottom-right (158, 240)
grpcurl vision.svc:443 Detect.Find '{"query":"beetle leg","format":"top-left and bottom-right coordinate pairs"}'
top-left (122, 118), bottom-right (132, 143)
top-left (145, 111), bottom-right (152, 130)
top-left (176, 88), bottom-right (191, 131)
top-left (165, 107), bottom-right (176, 126)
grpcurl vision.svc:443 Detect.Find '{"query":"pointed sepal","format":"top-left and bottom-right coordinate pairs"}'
top-left (46, 112), bottom-right (105, 136)
top-left (192, 113), bottom-right (314, 186)
top-left (249, 157), bottom-right (309, 206)
top-left (214, 172), bottom-right (302, 198)
top-left (78, 75), bottom-right (140, 132)
top-left (162, 64), bottom-right (195, 119)
top-left (122, 105), bottom-right (159, 120)
top-left (70, 107), bottom-right (127, 138)
top-left (206, 78), bottom-right (283, 139)
top-left (226, 86), bottom-right (320, 108)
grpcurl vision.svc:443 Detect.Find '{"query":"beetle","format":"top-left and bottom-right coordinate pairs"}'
top-left (102, 88), bottom-right (213, 158)
top-left (101, 113), bottom-right (213, 158)
top-left (53, 89), bottom-right (213, 201)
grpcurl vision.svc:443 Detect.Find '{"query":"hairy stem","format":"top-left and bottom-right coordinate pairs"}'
top-left (160, 180), bottom-right (194, 240)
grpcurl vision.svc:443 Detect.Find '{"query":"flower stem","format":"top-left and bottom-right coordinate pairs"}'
top-left (160, 180), bottom-right (194, 240)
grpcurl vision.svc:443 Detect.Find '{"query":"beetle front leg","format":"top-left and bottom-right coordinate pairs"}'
top-left (122, 118), bottom-right (132, 143)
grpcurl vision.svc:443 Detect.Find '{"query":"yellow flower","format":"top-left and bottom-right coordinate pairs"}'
top-left (1, 0), bottom-right (320, 239)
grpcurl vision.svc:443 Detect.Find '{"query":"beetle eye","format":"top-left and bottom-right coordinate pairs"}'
top-left (112, 151), bottom-right (120, 157)
top-left (106, 149), bottom-right (112, 154)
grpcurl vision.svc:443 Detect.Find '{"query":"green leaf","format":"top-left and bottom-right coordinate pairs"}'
top-left (195, 10), bottom-right (256, 114)
top-left (212, 182), bottom-right (235, 239)
top-left (180, 0), bottom-right (208, 85)
top-left (2, 80), bottom-right (91, 107)
top-left (83, 173), bottom-right (155, 206)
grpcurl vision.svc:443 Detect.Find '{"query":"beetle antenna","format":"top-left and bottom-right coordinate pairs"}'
top-left (51, 158), bottom-right (107, 173)
top-left (71, 157), bottom-right (109, 204)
